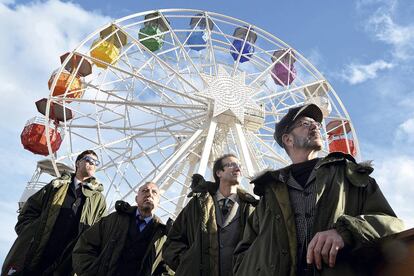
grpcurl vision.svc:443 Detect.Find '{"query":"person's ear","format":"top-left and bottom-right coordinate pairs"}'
top-left (216, 169), bottom-right (223, 179)
top-left (282, 133), bottom-right (293, 148)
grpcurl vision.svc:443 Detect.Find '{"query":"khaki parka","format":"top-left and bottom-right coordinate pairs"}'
top-left (233, 152), bottom-right (405, 276)
top-left (72, 200), bottom-right (172, 276)
top-left (162, 174), bottom-right (258, 276)
top-left (2, 172), bottom-right (107, 276)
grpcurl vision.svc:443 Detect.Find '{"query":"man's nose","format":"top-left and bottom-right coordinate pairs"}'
top-left (310, 122), bottom-right (320, 130)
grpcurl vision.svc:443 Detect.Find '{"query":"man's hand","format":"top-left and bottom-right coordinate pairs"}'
top-left (306, 229), bottom-right (344, 270)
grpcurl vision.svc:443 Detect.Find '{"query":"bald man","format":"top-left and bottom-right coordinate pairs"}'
top-left (73, 182), bottom-right (172, 276)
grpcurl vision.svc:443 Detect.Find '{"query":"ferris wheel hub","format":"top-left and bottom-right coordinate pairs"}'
top-left (196, 66), bottom-right (261, 125)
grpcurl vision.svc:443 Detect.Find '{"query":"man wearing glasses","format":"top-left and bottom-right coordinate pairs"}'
top-left (234, 104), bottom-right (404, 276)
top-left (163, 154), bottom-right (257, 276)
top-left (3, 150), bottom-right (107, 276)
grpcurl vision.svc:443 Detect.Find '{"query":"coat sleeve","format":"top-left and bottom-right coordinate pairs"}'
top-left (72, 215), bottom-right (107, 275)
top-left (335, 177), bottom-right (405, 248)
top-left (233, 199), bottom-right (261, 274)
top-left (162, 199), bottom-right (194, 271)
top-left (15, 184), bottom-right (50, 235)
top-left (96, 193), bottom-right (108, 222)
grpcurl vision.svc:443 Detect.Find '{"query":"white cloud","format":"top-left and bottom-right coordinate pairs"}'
top-left (359, 0), bottom-right (414, 61)
top-left (372, 154), bottom-right (414, 228)
top-left (395, 116), bottom-right (414, 145)
top-left (368, 13), bottom-right (414, 60)
top-left (356, 0), bottom-right (394, 9)
top-left (0, 0), bottom-right (111, 262)
top-left (0, 0), bottom-right (111, 133)
top-left (0, 201), bottom-right (18, 262)
top-left (342, 59), bottom-right (394, 84)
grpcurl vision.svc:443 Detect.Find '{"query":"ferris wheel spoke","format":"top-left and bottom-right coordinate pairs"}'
top-left (118, 128), bottom-right (203, 202)
top-left (152, 129), bottom-right (203, 184)
top-left (158, 160), bottom-right (187, 192)
top-left (91, 54), bottom-right (205, 104)
top-left (255, 80), bottom-right (326, 101)
top-left (202, 12), bottom-right (218, 75)
top-left (69, 98), bottom-right (206, 133)
top-left (251, 133), bottom-right (290, 165)
top-left (66, 112), bottom-right (205, 156)
top-left (231, 25), bottom-right (254, 76)
top-left (64, 97), bottom-right (206, 110)
top-left (233, 123), bottom-right (256, 178)
top-left (160, 13), bottom-right (210, 86)
top-left (119, 24), bottom-right (203, 95)
top-left (98, 136), bottom-right (166, 173)
top-left (152, 73), bottom-right (209, 123)
top-left (197, 119), bottom-right (217, 175)
top-left (249, 50), bottom-right (289, 87)
top-left (174, 161), bottom-right (196, 216)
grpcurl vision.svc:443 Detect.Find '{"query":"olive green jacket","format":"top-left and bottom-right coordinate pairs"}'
top-left (72, 200), bottom-right (171, 276)
top-left (2, 173), bottom-right (107, 276)
top-left (162, 174), bottom-right (258, 276)
top-left (233, 152), bottom-right (404, 276)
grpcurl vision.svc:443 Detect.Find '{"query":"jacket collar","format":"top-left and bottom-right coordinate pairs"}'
top-left (114, 200), bottom-right (165, 226)
top-left (251, 152), bottom-right (372, 196)
top-left (51, 172), bottom-right (104, 193)
top-left (188, 173), bottom-right (257, 205)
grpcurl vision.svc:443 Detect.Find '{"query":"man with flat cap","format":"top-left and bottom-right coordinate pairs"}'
top-left (233, 103), bottom-right (404, 276)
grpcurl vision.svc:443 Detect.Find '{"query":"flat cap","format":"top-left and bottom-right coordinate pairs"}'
top-left (274, 104), bottom-right (323, 147)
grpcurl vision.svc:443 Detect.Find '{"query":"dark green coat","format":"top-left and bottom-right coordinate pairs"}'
top-left (233, 153), bottom-right (404, 276)
top-left (72, 200), bottom-right (170, 276)
top-left (162, 174), bottom-right (257, 276)
top-left (2, 173), bottom-right (107, 276)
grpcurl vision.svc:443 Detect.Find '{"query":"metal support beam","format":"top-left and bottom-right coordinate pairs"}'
top-left (197, 119), bottom-right (217, 175)
top-left (151, 129), bottom-right (203, 184)
top-left (234, 123), bottom-right (255, 178)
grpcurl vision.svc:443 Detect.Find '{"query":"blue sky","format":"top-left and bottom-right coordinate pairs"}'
top-left (1, 0), bottom-right (414, 262)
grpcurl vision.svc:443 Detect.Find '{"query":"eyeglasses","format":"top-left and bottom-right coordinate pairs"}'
top-left (288, 120), bottom-right (322, 132)
top-left (223, 162), bottom-right (242, 170)
top-left (81, 156), bottom-right (100, 166)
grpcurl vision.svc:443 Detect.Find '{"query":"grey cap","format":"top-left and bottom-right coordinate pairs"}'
top-left (274, 104), bottom-right (323, 147)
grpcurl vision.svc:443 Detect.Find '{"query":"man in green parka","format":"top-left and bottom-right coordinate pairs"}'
top-left (233, 104), bottom-right (404, 276)
top-left (163, 154), bottom-right (257, 276)
top-left (72, 181), bottom-right (171, 276)
top-left (2, 150), bottom-right (107, 276)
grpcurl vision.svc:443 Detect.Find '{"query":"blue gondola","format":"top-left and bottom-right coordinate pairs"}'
top-left (230, 26), bottom-right (257, 63)
top-left (187, 13), bottom-right (213, 51)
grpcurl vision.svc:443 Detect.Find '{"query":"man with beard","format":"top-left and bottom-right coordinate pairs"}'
top-left (233, 104), bottom-right (404, 276)
top-left (2, 150), bottom-right (107, 276)
top-left (73, 182), bottom-right (171, 276)
top-left (162, 154), bottom-right (257, 276)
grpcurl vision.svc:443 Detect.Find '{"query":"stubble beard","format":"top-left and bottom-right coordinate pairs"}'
top-left (293, 133), bottom-right (322, 151)
top-left (139, 201), bottom-right (154, 213)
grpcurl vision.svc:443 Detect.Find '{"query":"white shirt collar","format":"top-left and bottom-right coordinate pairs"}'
top-left (215, 189), bottom-right (238, 203)
top-left (74, 177), bottom-right (83, 190)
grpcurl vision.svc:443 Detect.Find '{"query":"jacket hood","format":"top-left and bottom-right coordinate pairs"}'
top-left (51, 172), bottom-right (104, 192)
top-left (114, 200), bottom-right (167, 227)
top-left (251, 152), bottom-right (374, 196)
top-left (188, 174), bottom-right (258, 205)
top-left (188, 173), bottom-right (218, 196)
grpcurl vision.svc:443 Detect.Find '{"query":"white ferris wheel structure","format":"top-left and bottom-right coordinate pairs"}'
top-left (21, 9), bottom-right (359, 219)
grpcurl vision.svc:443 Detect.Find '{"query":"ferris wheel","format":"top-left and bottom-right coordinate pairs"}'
top-left (20, 9), bottom-right (359, 219)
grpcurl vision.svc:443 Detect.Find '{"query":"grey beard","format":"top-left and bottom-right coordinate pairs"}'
top-left (293, 135), bottom-right (322, 151)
